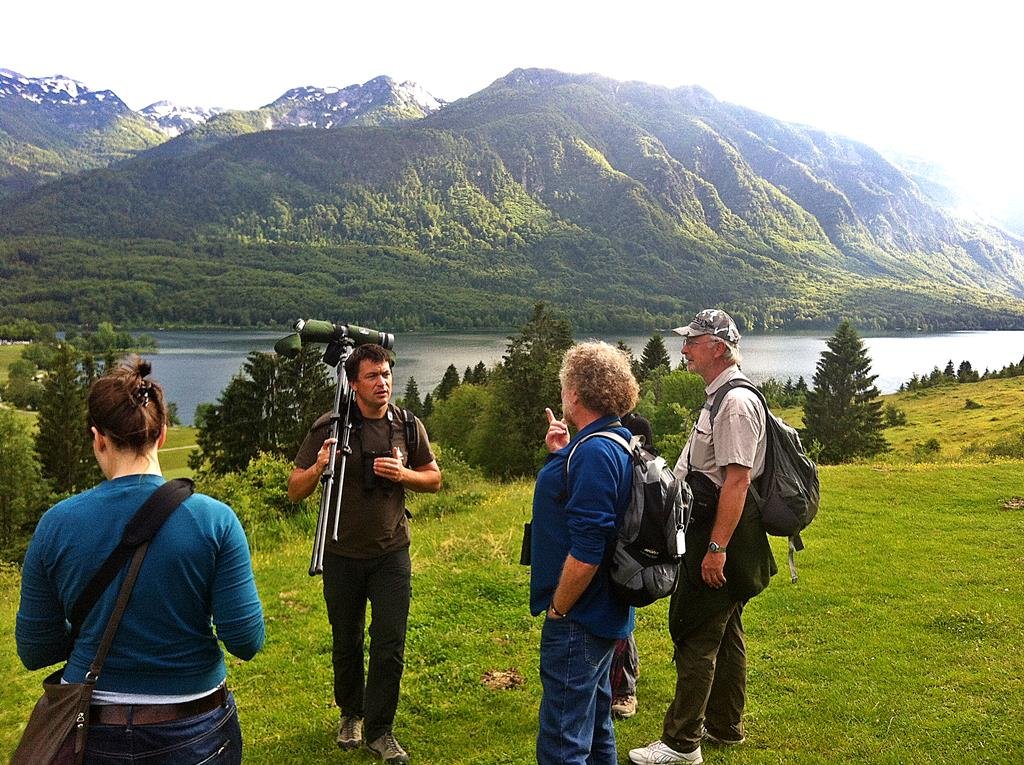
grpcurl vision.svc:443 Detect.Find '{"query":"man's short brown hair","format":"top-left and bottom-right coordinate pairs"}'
top-left (344, 344), bottom-right (393, 381)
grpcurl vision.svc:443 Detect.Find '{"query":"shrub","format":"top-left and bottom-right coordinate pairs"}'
top-left (195, 452), bottom-right (315, 550)
top-left (912, 438), bottom-right (942, 461)
top-left (883, 403), bottom-right (908, 427)
top-left (964, 398), bottom-right (983, 410)
top-left (987, 430), bottom-right (1024, 459)
top-left (407, 444), bottom-right (486, 520)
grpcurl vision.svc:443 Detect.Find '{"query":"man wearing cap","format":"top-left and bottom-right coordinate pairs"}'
top-left (629, 309), bottom-right (777, 765)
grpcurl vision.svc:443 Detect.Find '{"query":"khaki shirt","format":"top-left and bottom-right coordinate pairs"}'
top-left (674, 366), bottom-right (766, 486)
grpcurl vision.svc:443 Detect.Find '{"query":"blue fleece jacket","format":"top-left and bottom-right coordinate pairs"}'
top-left (529, 415), bottom-right (635, 640)
top-left (16, 474), bottom-right (264, 695)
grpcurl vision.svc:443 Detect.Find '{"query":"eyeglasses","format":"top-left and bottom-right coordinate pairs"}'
top-left (682, 336), bottom-right (718, 348)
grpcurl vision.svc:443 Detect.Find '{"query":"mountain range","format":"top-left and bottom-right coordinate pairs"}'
top-left (1, 66), bottom-right (1023, 332)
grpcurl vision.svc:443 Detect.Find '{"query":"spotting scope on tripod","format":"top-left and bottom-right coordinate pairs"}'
top-left (275, 319), bottom-right (395, 575)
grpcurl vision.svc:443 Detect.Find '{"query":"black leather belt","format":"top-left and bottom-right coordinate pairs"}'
top-left (90, 685), bottom-right (227, 726)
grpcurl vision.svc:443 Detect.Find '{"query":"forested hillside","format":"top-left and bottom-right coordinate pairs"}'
top-left (2, 69), bottom-right (1024, 331)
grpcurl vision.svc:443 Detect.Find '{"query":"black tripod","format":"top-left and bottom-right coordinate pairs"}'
top-left (309, 340), bottom-right (357, 576)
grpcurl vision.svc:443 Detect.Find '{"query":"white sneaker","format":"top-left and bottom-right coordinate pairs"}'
top-left (628, 740), bottom-right (703, 764)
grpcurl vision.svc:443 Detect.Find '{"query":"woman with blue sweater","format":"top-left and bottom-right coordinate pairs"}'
top-left (531, 341), bottom-right (639, 765)
top-left (16, 358), bottom-right (265, 764)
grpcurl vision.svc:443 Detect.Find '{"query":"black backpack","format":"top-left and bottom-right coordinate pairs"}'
top-left (709, 379), bottom-right (820, 582)
top-left (567, 431), bottom-right (692, 607)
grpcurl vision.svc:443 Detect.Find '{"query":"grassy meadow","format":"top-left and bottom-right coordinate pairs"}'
top-left (2, 376), bottom-right (1023, 763)
top-left (0, 343), bottom-right (26, 385)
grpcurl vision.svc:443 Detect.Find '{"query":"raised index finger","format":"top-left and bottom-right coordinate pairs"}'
top-left (545, 407), bottom-right (557, 424)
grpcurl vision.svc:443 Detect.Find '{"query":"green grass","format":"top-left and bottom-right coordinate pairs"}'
top-left (159, 426), bottom-right (198, 479)
top-left (0, 343), bottom-right (26, 385)
top-left (2, 459), bottom-right (1023, 763)
top-left (776, 377), bottom-right (1024, 464)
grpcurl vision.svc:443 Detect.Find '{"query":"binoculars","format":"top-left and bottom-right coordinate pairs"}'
top-left (275, 319), bottom-right (395, 358)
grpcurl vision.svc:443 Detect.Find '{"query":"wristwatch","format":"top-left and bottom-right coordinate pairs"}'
top-left (708, 541), bottom-right (727, 554)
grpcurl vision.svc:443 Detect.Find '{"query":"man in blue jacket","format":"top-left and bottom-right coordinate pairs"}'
top-left (530, 341), bottom-right (639, 765)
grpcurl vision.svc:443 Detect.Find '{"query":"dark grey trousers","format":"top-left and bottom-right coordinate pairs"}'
top-left (662, 601), bottom-right (746, 753)
top-left (322, 547), bottom-right (411, 743)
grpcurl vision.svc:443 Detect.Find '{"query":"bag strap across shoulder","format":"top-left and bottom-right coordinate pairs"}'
top-left (68, 478), bottom-right (195, 646)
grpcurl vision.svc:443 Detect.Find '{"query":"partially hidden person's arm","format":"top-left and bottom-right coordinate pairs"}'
top-left (211, 511), bottom-right (265, 660)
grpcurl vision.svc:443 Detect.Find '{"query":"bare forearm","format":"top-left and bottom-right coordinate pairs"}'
top-left (287, 465), bottom-right (323, 503)
top-left (710, 476), bottom-right (748, 546)
top-left (549, 554), bottom-right (599, 616)
top-left (400, 463), bottom-right (442, 493)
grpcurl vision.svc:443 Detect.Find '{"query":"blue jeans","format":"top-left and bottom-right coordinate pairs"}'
top-left (83, 693), bottom-right (242, 764)
top-left (537, 617), bottom-right (617, 765)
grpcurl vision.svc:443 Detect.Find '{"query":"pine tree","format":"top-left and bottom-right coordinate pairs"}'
top-left (434, 364), bottom-right (461, 401)
top-left (422, 392), bottom-right (434, 419)
top-left (192, 344), bottom-right (332, 474)
top-left (471, 361), bottom-right (489, 384)
top-left (637, 334), bottom-right (671, 382)
top-left (957, 360), bottom-right (978, 383)
top-left (615, 340), bottom-right (640, 381)
top-left (489, 302), bottom-right (573, 476)
top-left (0, 408), bottom-right (50, 554)
top-left (802, 321), bottom-right (888, 464)
top-left (402, 377), bottom-right (423, 417)
top-left (35, 342), bottom-right (102, 493)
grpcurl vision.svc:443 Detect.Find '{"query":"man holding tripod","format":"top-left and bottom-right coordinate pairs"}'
top-left (288, 343), bottom-right (441, 765)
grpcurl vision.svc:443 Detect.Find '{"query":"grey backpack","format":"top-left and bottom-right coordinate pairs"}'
top-left (567, 432), bottom-right (692, 607)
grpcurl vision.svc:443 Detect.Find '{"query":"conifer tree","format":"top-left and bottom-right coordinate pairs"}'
top-left (192, 344), bottom-right (331, 474)
top-left (402, 377), bottom-right (423, 417)
top-left (0, 408), bottom-right (50, 554)
top-left (616, 341), bottom-right (640, 380)
top-left (35, 342), bottom-right (102, 493)
top-left (434, 364), bottom-right (461, 401)
top-left (471, 361), bottom-right (489, 384)
top-left (637, 334), bottom-right (671, 382)
top-left (957, 360), bottom-right (978, 383)
top-left (802, 321), bottom-right (888, 464)
top-left (488, 302), bottom-right (573, 476)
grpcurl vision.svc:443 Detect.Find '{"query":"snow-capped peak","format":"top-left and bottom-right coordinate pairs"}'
top-left (140, 100), bottom-right (225, 136)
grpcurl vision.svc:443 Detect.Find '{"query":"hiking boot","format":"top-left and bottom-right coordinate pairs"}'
top-left (336, 714), bottom-right (363, 750)
top-left (628, 740), bottom-right (703, 764)
top-left (612, 694), bottom-right (638, 719)
top-left (366, 731), bottom-right (409, 764)
top-left (702, 725), bottom-right (745, 746)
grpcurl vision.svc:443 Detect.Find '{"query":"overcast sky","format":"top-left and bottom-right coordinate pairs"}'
top-left (5, 0), bottom-right (1021, 212)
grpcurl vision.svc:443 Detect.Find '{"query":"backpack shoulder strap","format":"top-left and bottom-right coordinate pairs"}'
top-left (566, 430), bottom-right (635, 471)
top-left (708, 378), bottom-right (767, 425)
top-left (400, 407), bottom-right (419, 458)
top-left (68, 478), bottom-right (195, 644)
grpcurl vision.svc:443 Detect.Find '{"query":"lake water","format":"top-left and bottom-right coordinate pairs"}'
top-left (143, 328), bottom-right (1024, 424)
